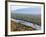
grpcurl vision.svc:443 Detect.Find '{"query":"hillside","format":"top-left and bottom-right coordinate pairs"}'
top-left (11, 20), bottom-right (36, 31)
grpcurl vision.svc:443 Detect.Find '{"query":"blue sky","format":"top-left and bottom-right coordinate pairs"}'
top-left (11, 6), bottom-right (41, 15)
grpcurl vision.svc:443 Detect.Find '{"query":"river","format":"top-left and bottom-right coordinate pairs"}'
top-left (11, 18), bottom-right (41, 30)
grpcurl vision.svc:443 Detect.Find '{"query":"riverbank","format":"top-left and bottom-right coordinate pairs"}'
top-left (11, 18), bottom-right (41, 30)
top-left (11, 20), bottom-right (36, 31)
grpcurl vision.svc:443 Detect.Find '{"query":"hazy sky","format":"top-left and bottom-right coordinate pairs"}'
top-left (11, 6), bottom-right (41, 15)
top-left (11, 6), bottom-right (31, 10)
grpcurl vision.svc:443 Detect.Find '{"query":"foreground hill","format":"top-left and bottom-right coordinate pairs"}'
top-left (11, 20), bottom-right (36, 31)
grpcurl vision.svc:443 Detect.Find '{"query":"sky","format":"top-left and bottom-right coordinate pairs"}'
top-left (11, 6), bottom-right (31, 10)
top-left (11, 5), bottom-right (41, 15)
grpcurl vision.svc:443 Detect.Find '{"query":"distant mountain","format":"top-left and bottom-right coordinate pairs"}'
top-left (11, 7), bottom-right (41, 15)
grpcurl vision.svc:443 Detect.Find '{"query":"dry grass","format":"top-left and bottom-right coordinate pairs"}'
top-left (11, 20), bottom-right (36, 32)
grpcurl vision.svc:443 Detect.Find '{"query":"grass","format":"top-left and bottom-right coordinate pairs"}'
top-left (11, 13), bottom-right (41, 31)
top-left (11, 13), bottom-right (41, 26)
top-left (11, 20), bottom-right (36, 31)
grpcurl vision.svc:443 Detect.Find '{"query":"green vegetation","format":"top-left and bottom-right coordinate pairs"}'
top-left (11, 21), bottom-right (35, 31)
top-left (11, 13), bottom-right (41, 26)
